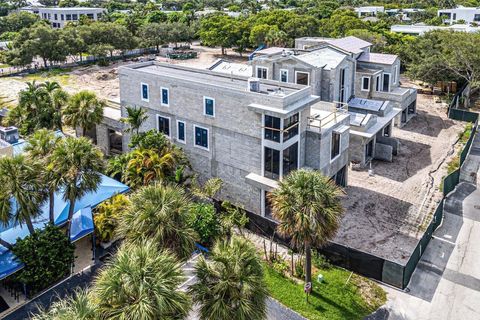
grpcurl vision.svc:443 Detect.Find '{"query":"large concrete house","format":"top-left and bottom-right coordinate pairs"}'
top-left (116, 62), bottom-right (350, 217)
top-left (23, 7), bottom-right (106, 28)
top-left (438, 6), bottom-right (480, 25)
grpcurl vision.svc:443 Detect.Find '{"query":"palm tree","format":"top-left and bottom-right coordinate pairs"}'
top-left (49, 137), bottom-right (104, 235)
top-left (92, 240), bottom-right (191, 319)
top-left (41, 81), bottom-right (69, 132)
top-left (123, 148), bottom-right (177, 188)
top-left (63, 91), bottom-right (105, 137)
top-left (269, 169), bottom-right (344, 293)
top-left (24, 129), bottom-right (61, 224)
top-left (121, 105), bottom-right (148, 136)
top-left (32, 288), bottom-right (96, 320)
top-left (0, 155), bottom-right (46, 238)
top-left (189, 237), bottom-right (268, 320)
top-left (116, 183), bottom-right (197, 261)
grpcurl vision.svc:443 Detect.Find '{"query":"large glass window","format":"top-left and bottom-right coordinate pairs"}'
top-left (280, 69), bottom-right (288, 83)
top-left (72, 14), bottom-right (78, 20)
top-left (141, 83), bottom-right (149, 101)
top-left (257, 67), bottom-right (267, 79)
top-left (295, 72), bottom-right (309, 85)
top-left (264, 147), bottom-right (280, 180)
top-left (195, 126), bottom-right (209, 149)
top-left (66, 14), bottom-right (72, 20)
top-left (283, 142), bottom-right (298, 177)
top-left (331, 132), bottom-right (340, 160)
top-left (283, 113), bottom-right (299, 142)
top-left (362, 77), bottom-right (370, 91)
top-left (264, 115), bottom-right (280, 143)
top-left (204, 97), bottom-right (215, 117)
top-left (383, 73), bottom-right (390, 92)
top-left (161, 88), bottom-right (169, 106)
top-left (157, 116), bottom-right (170, 137)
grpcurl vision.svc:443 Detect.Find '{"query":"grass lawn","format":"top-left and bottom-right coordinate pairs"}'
top-left (24, 68), bottom-right (72, 86)
top-left (264, 264), bottom-right (386, 320)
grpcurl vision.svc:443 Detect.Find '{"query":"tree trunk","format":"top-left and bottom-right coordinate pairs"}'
top-left (49, 189), bottom-right (55, 224)
top-left (42, 57), bottom-right (48, 68)
top-left (80, 53), bottom-right (83, 62)
top-left (305, 242), bottom-right (312, 287)
top-left (82, 127), bottom-right (86, 137)
top-left (221, 47), bottom-right (226, 55)
top-left (0, 238), bottom-right (12, 250)
top-left (25, 217), bottom-right (35, 234)
top-left (66, 198), bottom-right (76, 238)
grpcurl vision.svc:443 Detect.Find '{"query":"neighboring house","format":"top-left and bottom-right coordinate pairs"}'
top-left (438, 6), bottom-right (480, 24)
top-left (293, 36), bottom-right (417, 127)
top-left (117, 62), bottom-right (350, 217)
top-left (28, 7), bottom-right (106, 28)
top-left (355, 6), bottom-right (384, 18)
top-left (385, 8), bottom-right (425, 21)
top-left (391, 23), bottom-right (480, 35)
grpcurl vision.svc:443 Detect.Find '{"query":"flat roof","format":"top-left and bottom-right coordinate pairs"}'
top-left (358, 52), bottom-right (398, 65)
top-left (124, 63), bottom-right (299, 96)
top-left (349, 97), bottom-right (387, 112)
top-left (208, 59), bottom-right (252, 77)
top-left (297, 47), bottom-right (347, 70)
top-left (39, 7), bottom-right (105, 10)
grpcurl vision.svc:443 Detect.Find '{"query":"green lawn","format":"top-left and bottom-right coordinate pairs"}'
top-left (264, 264), bottom-right (386, 320)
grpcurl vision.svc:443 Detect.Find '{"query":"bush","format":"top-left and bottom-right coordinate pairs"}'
top-left (187, 203), bottom-right (221, 246)
top-left (294, 258), bottom-right (304, 279)
top-left (272, 258), bottom-right (289, 276)
top-left (313, 253), bottom-right (332, 270)
top-left (12, 224), bottom-right (75, 295)
top-left (94, 194), bottom-right (130, 243)
top-left (129, 129), bottom-right (169, 151)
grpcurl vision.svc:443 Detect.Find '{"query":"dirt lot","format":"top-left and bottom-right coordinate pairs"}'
top-left (334, 93), bottom-right (466, 264)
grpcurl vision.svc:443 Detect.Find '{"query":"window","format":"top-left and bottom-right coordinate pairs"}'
top-left (382, 73), bottom-right (390, 92)
top-left (331, 132), bottom-right (340, 160)
top-left (177, 120), bottom-right (185, 143)
top-left (295, 71), bottom-right (309, 85)
top-left (141, 83), bottom-right (149, 101)
top-left (54, 13), bottom-right (57, 20)
top-left (72, 14), bottom-right (78, 20)
top-left (97, 13), bottom-right (102, 19)
top-left (280, 69), bottom-right (288, 83)
top-left (157, 115), bottom-right (170, 137)
top-left (264, 115), bottom-right (281, 143)
top-left (204, 97), bottom-right (215, 117)
top-left (453, 13), bottom-right (456, 20)
top-left (87, 13), bottom-right (94, 19)
top-left (283, 113), bottom-right (299, 142)
top-left (339, 68), bottom-right (346, 103)
top-left (161, 88), bottom-right (169, 106)
top-left (362, 77), bottom-right (370, 91)
top-left (375, 75), bottom-right (380, 91)
top-left (194, 126), bottom-right (209, 150)
top-left (61, 14), bottom-right (64, 21)
top-left (264, 147), bottom-right (280, 180)
top-left (66, 14), bottom-right (72, 21)
top-left (256, 66), bottom-right (267, 79)
top-left (283, 142), bottom-right (298, 176)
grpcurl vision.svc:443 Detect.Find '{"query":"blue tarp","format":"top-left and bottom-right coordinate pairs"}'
top-left (0, 175), bottom-right (129, 280)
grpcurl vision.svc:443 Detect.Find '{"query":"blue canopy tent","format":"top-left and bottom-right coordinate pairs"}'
top-left (0, 175), bottom-right (129, 281)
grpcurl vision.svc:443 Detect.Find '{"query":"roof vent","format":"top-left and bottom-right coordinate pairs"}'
top-left (248, 77), bottom-right (260, 92)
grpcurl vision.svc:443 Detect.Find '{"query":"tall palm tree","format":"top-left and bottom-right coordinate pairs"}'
top-left (63, 91), bottom-right (105, 137)
top-left (49, 137), bottom-right (104, 235)
top-left (24, 129), bottom-right (62, 224)
top-left (189, 237), bottom-right (268, 320)
top-left (121, 105), bottom-right (148, 136)
top-left (92, 240), bottom-right (191, 319)
top-left (41, 81), bottom-right (69, 132)
top-left (31, 288), bottom-right (96, 320)
top-left (116, 183), bottom-right (197, 261)
top-left (269, 169), bottom-right (344, 293)
top-left (0, 155), bottom-right (46, 238)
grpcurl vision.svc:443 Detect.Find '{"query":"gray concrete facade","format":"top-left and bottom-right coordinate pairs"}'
top-left (117, 62), bottom-right (349, 217)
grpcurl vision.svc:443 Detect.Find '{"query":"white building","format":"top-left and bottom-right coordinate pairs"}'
top-left (391, 23), bottom-right (480, 35)
top-left (34, 7), bottom-right (106, 28)
top-left (438, 6), bottom-right (480, 24)
top-left (385, 8), bottom-right (425, 21)
top-left (354, 6), bottom-right (384, 18)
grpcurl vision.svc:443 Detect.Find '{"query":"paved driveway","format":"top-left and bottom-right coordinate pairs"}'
top-left (383, 182), bottom-right (480, 320)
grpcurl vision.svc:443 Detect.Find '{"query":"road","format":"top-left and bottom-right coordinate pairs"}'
top-left (382, 180), bottom-right (480, 319)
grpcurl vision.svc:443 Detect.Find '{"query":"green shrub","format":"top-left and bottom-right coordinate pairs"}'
top-left (12, 224), bottom-right (75, 295)
top-left (129, 129), bottom-right (169, 151)
top-left (94, 194), bottom-right (130, 243)
top-left (187, 203), bottom-right (221, 246)
top-left (294, 258), bottom-right (305, 279)
top-left (313, 253), bottom-right (332, 270)
top-left (272, 258), bottom-right (289, 276)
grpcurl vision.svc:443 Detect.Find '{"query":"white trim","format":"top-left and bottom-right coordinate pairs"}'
top-left (280, 69), bottom-right (289, 83)
top-left (156, 114), bottom-right (171, 138)
top-left (176, 120), bottom-right (186, 144)
top-left (256, 66), bottom-right (268, 79)
top-left (295, 71), bottom-right (310, 85)
top-left (361, 76), bottom-right (370, 91)
top-left (330, 131), bottom-right (341, 163)
top-left (383, 73), bottom-right (391, 92)
top-left (193, 124), bottom-right (209, 151)
top-left (141, 83), bottom-right (149, 102)
top-left (161, 87), bottom-right (169, 107)
top-left (203, 96), bottom-right (215, 117)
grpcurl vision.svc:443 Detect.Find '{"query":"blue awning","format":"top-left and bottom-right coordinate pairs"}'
top-left (0, 250), bottom-right (23, 281)
top-left (70, 207), bottom-right (94, 242)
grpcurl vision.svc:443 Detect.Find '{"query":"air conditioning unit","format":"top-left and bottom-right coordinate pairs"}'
top-left (0, 126), bottom-right (19, 144)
